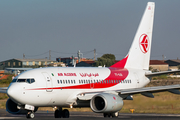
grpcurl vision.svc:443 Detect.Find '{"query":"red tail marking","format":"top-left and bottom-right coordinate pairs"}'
top-left (110, 55), bottom-right (128, 68)
top-left (139, 34), bottom-right (149, 54)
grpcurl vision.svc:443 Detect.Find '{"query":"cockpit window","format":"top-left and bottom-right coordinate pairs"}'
top-left (12, 79), bottom-right (17, 82)
top-left (26, 79), bottom-right (35, 84)
top-left (15, 78), bottom-right (35, 84)
top-left (27, 79), bottom-right (30, 83)
top-left (17, 79), bottom-right (26, 82)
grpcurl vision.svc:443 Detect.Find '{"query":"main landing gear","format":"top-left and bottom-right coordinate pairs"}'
top-left (54, 108), bottom-right (69, 118)
top-left (103, 112), bottom-right (119, 118)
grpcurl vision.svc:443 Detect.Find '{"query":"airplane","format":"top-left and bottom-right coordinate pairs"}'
top-left (1, 2), bottom-right (180, 119)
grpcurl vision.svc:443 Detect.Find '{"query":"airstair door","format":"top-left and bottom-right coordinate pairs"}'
top-left (42, 72), bottom-right (53, 92)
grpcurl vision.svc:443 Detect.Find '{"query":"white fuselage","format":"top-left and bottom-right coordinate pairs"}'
top-left (7, 67), bottom-right (150, 107)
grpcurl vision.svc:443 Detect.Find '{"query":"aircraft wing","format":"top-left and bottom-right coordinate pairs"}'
top-left (0, 87), bottom-right (8, 93)
top-left (116, 84), bottom-right (180, 95)
top-left (145, 70), bottom-right (180, 77)
top-left (77, 84), bottom-right (180, 100)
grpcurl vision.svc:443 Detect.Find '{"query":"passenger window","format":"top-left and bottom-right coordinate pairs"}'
top-left (74, 80), bottom-right (76, 84)
top-left (60, 80), bottom-right (62, 84)
top-left (57, 80), bottom-right (59, 84)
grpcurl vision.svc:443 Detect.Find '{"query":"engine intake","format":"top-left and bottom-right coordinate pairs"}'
top-left (6, 99), bottom-right (38, 114)
top-left (90, 93), bottom-right (123, 113)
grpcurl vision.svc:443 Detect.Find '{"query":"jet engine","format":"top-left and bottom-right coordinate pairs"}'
top-left (6, 99), bottom-right (38, 114)
top-left (90, 93), bottom-right (123, 113)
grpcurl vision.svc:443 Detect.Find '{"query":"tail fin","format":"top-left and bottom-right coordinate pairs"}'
top-left (111, 2), bottom-right (155, 70)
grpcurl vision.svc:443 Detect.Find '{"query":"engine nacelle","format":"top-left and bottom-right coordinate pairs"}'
top-left (6, 99), bottom-right (38, 115)
top-left (90, 93), bottom-right (123, 113)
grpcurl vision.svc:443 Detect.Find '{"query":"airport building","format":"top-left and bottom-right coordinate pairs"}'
top-left (149, 60), bottom-right (169, 72)
top-left (165, 59), bottom-right (180, 70)
top-left (0, 58), bottom-right (55, 70)
top-left (56, 57), bottom-right (94, 66)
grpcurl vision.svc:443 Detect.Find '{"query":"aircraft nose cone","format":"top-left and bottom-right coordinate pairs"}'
top-left (7, 86), bottom-right (14, 98)
top-left (7, 85), bottom-right (18, 101)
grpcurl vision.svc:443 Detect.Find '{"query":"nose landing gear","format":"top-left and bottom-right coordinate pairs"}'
top-left (26, 111), bottom-right (35, 119)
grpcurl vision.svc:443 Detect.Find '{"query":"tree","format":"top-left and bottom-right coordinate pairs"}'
top-left (101, 54), bottom-right (116, 60)
top-left (94, 54), bottom-right (115, 67)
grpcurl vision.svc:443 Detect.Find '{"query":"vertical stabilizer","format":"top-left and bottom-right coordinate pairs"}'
top-left (111, 2), bottom-right (155, 70)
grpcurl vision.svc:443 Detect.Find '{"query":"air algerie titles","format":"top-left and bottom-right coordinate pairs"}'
top-left (57, 73), bottom-right (99, 77)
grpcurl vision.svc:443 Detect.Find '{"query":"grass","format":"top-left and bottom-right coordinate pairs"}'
top-left (121, 92), bottom-right (180, 114)
top-left (152, 75), bottom-right (169, 80)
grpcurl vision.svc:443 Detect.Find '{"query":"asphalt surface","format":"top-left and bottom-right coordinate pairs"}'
top-left (1, 109), bottom-right (180, 120)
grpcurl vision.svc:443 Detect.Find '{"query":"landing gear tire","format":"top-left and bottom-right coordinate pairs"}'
top-left (54, 109), bottom-right (62, 118)
top-left (103, 112), bottom-right (119, 118)
top-left (26, 112), bottom-right (35, 119)
top-left (103, 113), bottom-right (110, 118)
top-left (111, 112), bottom-right (119, 118)
top-left (62, 109), bottom-right (69, 118)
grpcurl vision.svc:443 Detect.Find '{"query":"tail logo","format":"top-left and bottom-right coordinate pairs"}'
top-left (139, 34), bottom-right (149, 53)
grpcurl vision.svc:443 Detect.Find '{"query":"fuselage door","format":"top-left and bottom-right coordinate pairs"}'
top-left (134, 73), bottom-right (139, 88)
top-left (42, 72), bottom-right (53, 92)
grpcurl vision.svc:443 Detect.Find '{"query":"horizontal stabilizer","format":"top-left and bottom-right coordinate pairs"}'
top-left (145, 70), bottom-right (180, 77)
top-left (0, 87), bottom-right (7, 93)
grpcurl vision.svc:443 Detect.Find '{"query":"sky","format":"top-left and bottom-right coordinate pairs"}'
top-left (0, 0), bottom-right (180, 61)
